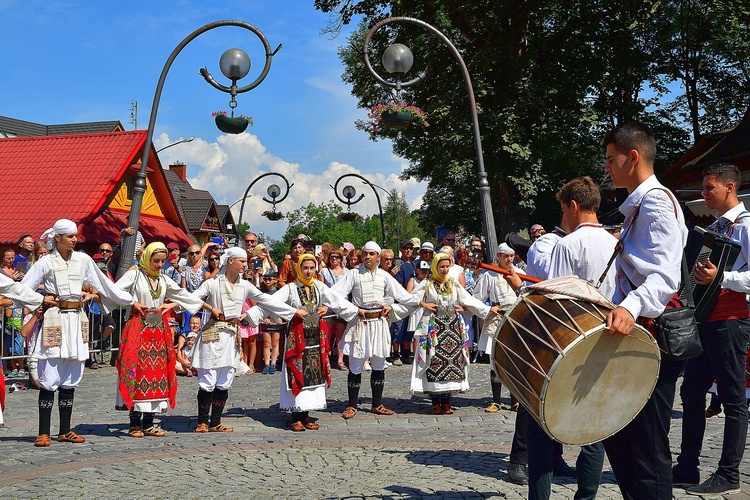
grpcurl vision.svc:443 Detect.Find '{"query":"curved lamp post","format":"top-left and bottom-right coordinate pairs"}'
top-left (331, 173), bottom-right (386, 244)
top-left (155, 137), bottom-right (194, 153)
top-left (236, 172), bottom-right (294, 233)
top-left (117, 20), bottom-right (281, 279)
top-left (361, 17), bottom-right (498, 260)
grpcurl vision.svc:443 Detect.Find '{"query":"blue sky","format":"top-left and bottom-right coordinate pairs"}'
top-left (1, 1), bottom-right (426, 240)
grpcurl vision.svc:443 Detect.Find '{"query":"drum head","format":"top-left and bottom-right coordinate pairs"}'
top-left (540, 324), bottom-right (660, 445)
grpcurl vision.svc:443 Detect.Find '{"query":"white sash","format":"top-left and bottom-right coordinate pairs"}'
top-left (50, 252), bottom-right (83, 297)
top-left (219, 274), bottom-right (245, 319)
top-left (355, 269), bottom-right (386, 307)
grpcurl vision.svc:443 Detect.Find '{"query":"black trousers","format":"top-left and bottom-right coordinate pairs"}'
top-left (603, 358), bottom-right (684, 500)
top-left (677, 318), bottom-right (750, 484)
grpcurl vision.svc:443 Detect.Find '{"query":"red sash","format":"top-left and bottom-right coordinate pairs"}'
top-left (0, 371), bottom-right (5, 412)
top-left (707, 289), bottom-right (750, 323)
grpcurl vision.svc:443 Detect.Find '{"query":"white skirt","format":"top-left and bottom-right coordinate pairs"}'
top-left (477, 313), bottom-right (501, 354)
top-left (279, 363), bottom-right (327, 412)
top-left (340, 317), bottom-right (390, 359)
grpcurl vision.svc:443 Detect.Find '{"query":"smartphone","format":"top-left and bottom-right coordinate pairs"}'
top-left (314, 245), bottom-right (322, 256)
top-left (211, 236), bottom-right (223, 244)
top-left (15, 262), bottom-right (27, 274)
top-left (253, 258), bottom-right (263, 270)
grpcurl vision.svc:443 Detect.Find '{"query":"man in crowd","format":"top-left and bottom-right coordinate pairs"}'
top-left (673, 162), bottom-right (749, 495)
top-left (390, 240), bottom-right (416, 365)
top-left (602, 122), bottom-right (688, 499)
top-left (97, 243), bottom-right (118, 278)
top-left (244, 232), bottom-right (258, 252)
top-left (529, 224), bottom-right (546, 242)
top-left (13, 234), bottom-right (35, 269)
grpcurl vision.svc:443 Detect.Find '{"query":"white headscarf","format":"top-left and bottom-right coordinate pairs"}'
top-left (41, 219), bottom-right (78, 250)
top-left (362, 241), bottom-right (381, 254)
top-left (220, 246), bottom-right (247, 269)
top-left (497, 243), bottom-right (514, 255)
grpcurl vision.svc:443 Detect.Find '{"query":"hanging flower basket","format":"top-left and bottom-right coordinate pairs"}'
top-left (262, 210), bottom-right (284, 221)
top-left (337, 212), bottom-right (361, 222)
top-left (212, 111), bottom-right (254, 134)
top-left (368, 101), bottom-right (429, 132)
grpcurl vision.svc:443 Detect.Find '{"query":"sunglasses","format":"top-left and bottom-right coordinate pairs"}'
top-left (188, 251), bottom-right (200, 256)
top-left (245, 239), bottom-right (256, 243)
top-left (209, 257), bottom-right (220, 261)
top-left (329, 255), bottom-right (342, 259)
top-left (98, 249), bottom-right (112, 253)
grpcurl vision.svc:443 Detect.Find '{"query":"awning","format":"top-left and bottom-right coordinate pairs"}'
top-left (78, 209), bottom-right (194, 248)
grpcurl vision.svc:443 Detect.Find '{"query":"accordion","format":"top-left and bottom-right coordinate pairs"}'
top-left (683, 226), bottom-right (742, 322)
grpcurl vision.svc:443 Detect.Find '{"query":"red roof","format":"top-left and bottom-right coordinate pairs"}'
top-left (0, 131), bottom-right (191, 246)
top-left (80, 209), bottom-right (193, 248)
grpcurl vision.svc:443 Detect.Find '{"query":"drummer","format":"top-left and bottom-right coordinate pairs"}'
top-left (602, 122), bottom-right (688, 499)
top-left (525, 176), bottom-right (617, 500)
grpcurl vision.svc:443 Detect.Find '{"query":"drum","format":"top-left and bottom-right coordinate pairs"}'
top-left (491, 277), bottom-right (660, 445)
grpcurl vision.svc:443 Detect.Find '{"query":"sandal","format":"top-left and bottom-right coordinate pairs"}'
top-left (57, 431), bottom-right (85, 443)
top-left (128, 426), bottom-right (144, 438)
top-left (341, 406), bottom-right (357, 419)
top-left (143, 425), bottom-right (166, 437)
top-left (303, 418), bottom-right (319, 430)
top-left (291, 421), bottom-right (306, 432)
top-left (337, 362), bottom-right (348, 371)
top-left (208, 423), bottom-right (234, 433)
top-left (194, 423), bottom-right (209, 433)
top-left (432, 404), bottom-right (443, 415)
top-left (35, 434), bottom-right (51, 447)
top-left (370, 404), bottom-right (395, 416)
top-left (442, 403), bottom-right (454, 415)
top-left (485, 402), bottom-right (502, 413)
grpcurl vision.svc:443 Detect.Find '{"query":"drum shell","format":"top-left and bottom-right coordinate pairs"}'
top-left (492, 291), bottom-right (660, 445)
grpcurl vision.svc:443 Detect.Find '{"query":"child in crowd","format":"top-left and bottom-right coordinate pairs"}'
top-left (175, 317), bottom-right (200, 377)
top-left (240, 298), bottom-right (260, 374)
top-left (259, 269), bottom-right (284, 374)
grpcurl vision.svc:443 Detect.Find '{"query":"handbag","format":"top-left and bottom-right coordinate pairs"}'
top-left (651, 255), bottom-right (702, 361)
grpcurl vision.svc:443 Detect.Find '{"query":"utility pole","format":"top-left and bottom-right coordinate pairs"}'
top-left (129, 101), bottom-right (138, 130)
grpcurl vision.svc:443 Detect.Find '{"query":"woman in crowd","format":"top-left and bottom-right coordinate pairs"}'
top-left (272, 254), bottom-right (355, 431)
top-left (115, 242), bottom-right (205, 437)
top-left (203, 253), bottom-right (221, 281)
top-left (345, 248), bottom-right (362, 270)
top-left (319, 248), bottom-right (350, 370)
top-left (180, 242), bottom-right (211, 330)
top-left (400, 253), bottom-right (501, 415)
top-left (278, 238), bottom-right (306, 286)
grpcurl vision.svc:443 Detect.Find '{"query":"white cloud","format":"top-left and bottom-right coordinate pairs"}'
top-left (155, 132), bottom-right (426, 241)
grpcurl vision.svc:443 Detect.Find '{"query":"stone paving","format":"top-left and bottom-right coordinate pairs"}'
top-left (0, 360), bottom-right (748, 499)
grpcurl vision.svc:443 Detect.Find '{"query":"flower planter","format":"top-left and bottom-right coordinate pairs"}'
top-left (338, 212), bottom-right (361, 222)
top-left (215, 115), bottom-right (249, 134)
top-left (262, 211), bottom-right (284, 221)
top-left (379, 110), bottom-right (413, 129)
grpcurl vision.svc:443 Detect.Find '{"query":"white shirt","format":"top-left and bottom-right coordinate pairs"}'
top-left (116, 269), bottom-right (204, 313)
top-left (0, 273), bottom-right (43, 311)
top-left (472, 266), bottom-right (522, 309)
top-left (616, 175), bottom-right (688, 319)
top-left (526, 231), bottom-right (564, 280)
top-left (548, 224), bottom-right (618, 300)
top-left (329, 265), bottom-right (421, 309)
top-left (714, 202), bottom-right (750, 292)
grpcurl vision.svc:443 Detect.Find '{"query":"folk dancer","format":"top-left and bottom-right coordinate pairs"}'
top-left (329, 241), bottom-right (421, 419)
top-left (0, 273), bottom-right (44, 425)
top-left (114, 242), bottom-right (205, 437)
top-left (272, 254), bottom-right (356, 431)
top-left (399, 253), bottom-right (501, 414)
top-left (673, 163), bottom-right (750, 496)
top-left (191, 247), bottom-right (304, 433)
top-left (22, 219), bottom-right (134, 447)
top-left (525, 176), bottom-right (616, 500)
top-left (602, 122), bottom-right (688, 500)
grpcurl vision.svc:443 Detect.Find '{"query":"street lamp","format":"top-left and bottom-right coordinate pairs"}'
top-left (236, 172), bottom-right (294, 233)
top-left (331, 173), bottom-right (386, 244)
top-left (156, 137), bottom-right (194, 153)
top-left (117, 20), bottom-right (281, 279)
top-left (361, 17), bottom-right (498, 261)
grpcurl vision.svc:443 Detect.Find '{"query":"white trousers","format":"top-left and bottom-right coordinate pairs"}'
top-left (39, 359), bottom-right (84, 391)
top-left (348, 356), bottom-right (386, 375)
top-left (197, 367), bottom-right (236, 391)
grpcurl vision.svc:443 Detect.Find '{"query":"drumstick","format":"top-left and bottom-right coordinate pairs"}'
top-left (474, 261), bottom-right (543, 284)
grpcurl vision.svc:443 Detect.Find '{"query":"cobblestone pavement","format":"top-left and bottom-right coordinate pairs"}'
top-left (0, 360), bottom-right (748, 499)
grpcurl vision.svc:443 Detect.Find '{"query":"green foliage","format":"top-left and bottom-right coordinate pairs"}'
top-left (317, 0), bottom-right (749, 236)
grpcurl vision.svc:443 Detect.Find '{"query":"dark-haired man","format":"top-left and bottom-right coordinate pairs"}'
top-left (602, 122), bottom-right (688, 500)
top-left (673, 162), bottom-right (749, 495)
top-left (13, 234), bottom-right (35, 270)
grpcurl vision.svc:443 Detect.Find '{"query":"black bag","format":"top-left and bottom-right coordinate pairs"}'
top-left (651, 255), bottom-right (702, 361)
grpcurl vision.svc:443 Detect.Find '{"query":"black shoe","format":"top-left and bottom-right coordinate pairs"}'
top-left (553, 459), bottom-right (576, 478)
top-left (89, 361), bottom-right (99, 370)
top-left (404, 355), bottom-right (414, 365)
top-left (672, 465), bottom-right (700, 487)
top-left (686, 473), bottom-right (740, 495)
top-left (507, 462), bottom-right (528, 486)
